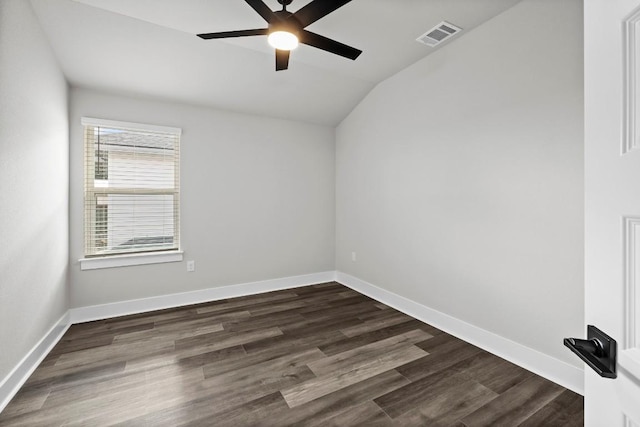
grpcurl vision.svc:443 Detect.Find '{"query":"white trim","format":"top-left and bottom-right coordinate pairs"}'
top-left (335, 271), bottom-right (585, 395)
top-left (619, 348), bottom-right (640, 426)
top-left (623, 7), bottom-right (640, 155)
top-left (69, 271), bottom-right (336, 324)
top-left (79, 250), bottom-right (184, 270)
top-left (624, 217), bottom-right (640, 348)
top-left (619, 348), bottom-right (640, 380)
top-left (81, 117), bottom-right (181, 136)
top-left (0, 312), bottom-right (71, 413)
top-left (618, 12), bottom-right (639, 427)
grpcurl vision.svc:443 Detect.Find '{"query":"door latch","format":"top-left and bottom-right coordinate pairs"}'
top-left (564, 325), bottom-right (616, 378)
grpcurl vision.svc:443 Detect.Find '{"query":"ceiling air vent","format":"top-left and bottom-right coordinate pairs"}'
top-left (416, 21), bottom-right (462, 47)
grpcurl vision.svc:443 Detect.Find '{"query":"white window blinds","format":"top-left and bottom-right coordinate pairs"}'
top-left (83, 118), bottom-right (181, 257)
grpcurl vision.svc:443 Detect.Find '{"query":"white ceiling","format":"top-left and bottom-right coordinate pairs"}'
top-left (30, 0), bottom-right (522, 126)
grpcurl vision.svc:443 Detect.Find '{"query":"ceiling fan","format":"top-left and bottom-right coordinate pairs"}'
top-left (197, 0), bottom-right (362, 71)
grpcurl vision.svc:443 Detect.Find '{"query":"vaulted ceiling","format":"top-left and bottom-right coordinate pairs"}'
top-left (31, 0), bottom-right (522, 125)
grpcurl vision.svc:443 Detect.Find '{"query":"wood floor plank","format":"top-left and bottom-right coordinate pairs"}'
top-left (47, 334), bottom-right (116, 357)
top-left (42, 363), bottom-right (200, 412)
top-left (106, 375), bottom-right (295, 426)
top-left (240, 370), bottom-right (410, 427)
top-left (194, 364), bottom-right (316, 420)
top-left (192, 391), bottom-right (290, 427)
top-left (313, 400), bottom-right (392, 427)
top-left (339, 314), bottom-right (415, 338)
top-left (202, 347), bottom-right (324, 381)
top-left (242, 329), bottom-right (347, 355)
top-left (153, 309), bottom-right (251, 330)
top-left (53, 336), bottom-right (175, 371)
top-left (173, 326), bottom-right (283, 351)
top-left (357, 306), bottom-right (411, 321)
top-left (86, 306), bottom-right (194, 332)
top-left (23, 360), bottom-right (128, 390)
top-left (122, 328), bottom-right (283, 373)
top-left (246, 300), bottom-right (309, 316)
top-left (459, 374), bottom-right (565, 426)
top-left (197, 344), bottom-right (311, 377)
top-left (0, 282), bottom-right (582, 427)
top-left (112, 319), bottom-right (223, 344)
top-left (62, 320), bottom-right (155, 341)
top-left (414, 330), bottom-right (463, 352)
top-left (151, 307), bottom-right (250, 328)
top-left (175, 345), bottom-right (246, 369)
top-left (375, 370), bottom-right (498, 422)
top-left (396, 335), bottom-right (484, 382)
top-left (105, 354), bottom-right (315, 426)
top-left (295, 299), bottom-right (381, 322)
top-left (0, 386), bottom-right (50, 419)
top-left (307, 329), bottom-right (432, 376)
top-left (2, 366), bottom-right (204, 426)
top-left (337, 290), bottom-right (361, 299)
top-left (281, 344), bottom-right (426, 407)
top-left (194, 292), bottom-right (300, 315)
top-left (519, 389), bottom-right (584, 427)
top-left (450, 351), bottom-right (534, 394)
top-left (278, 315), bottom-right (365, 338)
top-left (318, 319), bottom-right (438, 357)
top-left (220, 310), bottom-right (306, 333)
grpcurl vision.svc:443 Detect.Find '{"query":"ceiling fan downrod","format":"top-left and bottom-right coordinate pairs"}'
top-left (277, 0), bottom-right (293, 12)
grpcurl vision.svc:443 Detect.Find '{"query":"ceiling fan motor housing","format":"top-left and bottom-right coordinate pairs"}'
top-left (270, 10), bottom-right (300, 34)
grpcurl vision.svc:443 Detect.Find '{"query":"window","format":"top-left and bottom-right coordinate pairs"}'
top-left (82, 118), bottom-right (181, 260)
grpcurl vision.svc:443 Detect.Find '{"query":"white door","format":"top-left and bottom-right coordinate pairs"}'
top-left (585, 0), bottom-right (640, 425)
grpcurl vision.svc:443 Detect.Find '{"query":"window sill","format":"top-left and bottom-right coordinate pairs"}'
top-left (79, 251), bottom-right (184, 271)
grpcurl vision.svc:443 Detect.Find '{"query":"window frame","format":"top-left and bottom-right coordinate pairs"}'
top-left (79, 117), bottom-right (183, 270)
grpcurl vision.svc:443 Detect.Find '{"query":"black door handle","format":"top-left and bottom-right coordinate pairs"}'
top-left (564, 325), bottom-right (616, 378)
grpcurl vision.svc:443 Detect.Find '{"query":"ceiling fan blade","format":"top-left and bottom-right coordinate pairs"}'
top-left (275, 49), bottom-right (290, 71)
top-left (245, 0), bottom-right (276, 23)
top-left (290, 0), bottom-right (352, 28)
top-left (299, 30), bottom-right (362, 60)
top-left (197, 28), bottom-right (268, 39)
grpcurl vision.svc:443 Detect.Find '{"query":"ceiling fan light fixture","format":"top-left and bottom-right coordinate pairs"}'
top-left (268, 30), bottom-right (299, 50)
top-left (198, 0), bottom-right (362, 71)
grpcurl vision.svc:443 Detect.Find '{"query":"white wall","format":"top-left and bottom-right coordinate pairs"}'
top-left (0, 0), bottom-right (69, 382)
top-left (69, 88), bottom-right (335, 307)
top-left (336, 0), bottom-right (584, 367)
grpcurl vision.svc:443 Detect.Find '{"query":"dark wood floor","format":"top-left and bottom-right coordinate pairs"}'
top-left (0, 282), bottom-right (583, 426)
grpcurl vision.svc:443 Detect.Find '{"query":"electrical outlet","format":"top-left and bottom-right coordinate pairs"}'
top-left (351, 252), bottom-right (357, 262)
top-left (187, 260), bottom-right (195, 272)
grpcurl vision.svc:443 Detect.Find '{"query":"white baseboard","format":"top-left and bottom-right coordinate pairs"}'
top-left (0, 271), bottom-right (335, 413)
top-left (1, 269), bottom-right (583, 416)
top-left (69, 271), bottom-right (337, 324)
top-left (335, 271), bottom-right (584, 395)
top-left (0, 311), bottom-right (71, 413)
